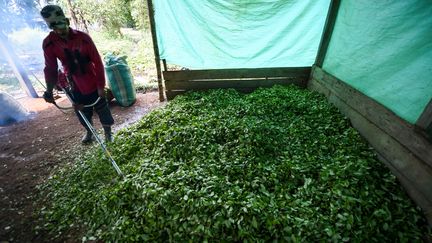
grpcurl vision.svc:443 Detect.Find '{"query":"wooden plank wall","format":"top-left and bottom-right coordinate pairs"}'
top-left (308, 65), bottom-right (432, 224)
top-left (163, 67), bottom-right (311, 100)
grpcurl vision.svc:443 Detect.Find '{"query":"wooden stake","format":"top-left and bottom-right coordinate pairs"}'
top-left (147, 0), bottom-right (165, 102)
top-left (162, 59), bottom-right (167, 72)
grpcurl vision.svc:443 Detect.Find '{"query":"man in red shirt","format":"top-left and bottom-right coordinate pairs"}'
top-left (40, 5), bottom-right (114, 143)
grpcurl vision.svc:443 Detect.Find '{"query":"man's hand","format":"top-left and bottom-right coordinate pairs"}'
top-left (43, 91), bottom-right (55, 103)
top-left (97, 88), bottom-right (106, 98)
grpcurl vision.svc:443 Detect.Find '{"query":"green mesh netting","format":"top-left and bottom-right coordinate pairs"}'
top-left (153, 0), bottom-right (330, 69)
top-left (322, 1), bottom-right (432, 124)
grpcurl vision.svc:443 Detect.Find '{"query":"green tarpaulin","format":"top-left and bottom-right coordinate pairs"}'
top-left (153, 0), bottom-right (330, 69)
top-left (323, 1), bottom-right (432, 124)
top-left (152, 0), bottom-right (431, 124)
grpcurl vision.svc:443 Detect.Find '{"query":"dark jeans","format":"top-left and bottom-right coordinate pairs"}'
top-left (71, 90), bottom-right (114, 131)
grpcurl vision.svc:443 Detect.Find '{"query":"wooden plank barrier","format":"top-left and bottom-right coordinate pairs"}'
top-left (308, 65), bottom-right (432, 225)
top-left (163, 67), bottom-right (311, 100)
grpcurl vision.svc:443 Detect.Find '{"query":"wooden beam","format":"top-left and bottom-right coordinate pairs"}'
top-left (309, 66), bottom-right (432, 167)
top-left (165, 77), bottom-right (307, 90)
top-left (308, 65), bottom-right (432, 224)
top-left (378, 154), bottom-right (432, 225)
top-left (163, 67), bottom-right (311, 100)
top-left (162, 59), bottom-right (167, 72)
top-left (165, 90), bottom-right (185, 100)
top-left (314, 0), bottom-right (341, 67)
top-left (163, 67), bottom-right (311, 81)
top-left (416, 98), bottom-right (432, 140)
top-left (166, 87), bottom-right (266, 101)
top-left (147, 0), bottom-right (165, 102)
top-left (0, 32), bottom-right (38, 98)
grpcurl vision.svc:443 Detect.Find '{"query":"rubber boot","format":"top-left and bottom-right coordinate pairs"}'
top-left (104, 126), bottom-right (113, 143)
top-left (81, 130), bottom-right (94, 144)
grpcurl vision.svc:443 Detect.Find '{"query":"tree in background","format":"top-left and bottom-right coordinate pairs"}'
top-left (56, 0), bottom-right (149, 37)
top-left (1, 0), bottom-right (150, 36)
top-left (61, 0), bottom-right (135, 37)
top-left (64, 0), bottom-right (80, 31)
top-left (130, 0), bottom-right (150, 30)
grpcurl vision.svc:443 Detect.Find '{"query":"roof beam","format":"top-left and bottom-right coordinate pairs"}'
top-left (314, 0), bottom-right (341, 68)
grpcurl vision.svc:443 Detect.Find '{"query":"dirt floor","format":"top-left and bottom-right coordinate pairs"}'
top-left (0, 91), bottom-right (165, 242)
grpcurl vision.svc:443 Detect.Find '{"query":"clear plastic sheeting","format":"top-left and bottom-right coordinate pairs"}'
top-left (153, 0), bottom-right (330, 69)
top-left (323, 1), bottom-right (432, 124)
top-left (0, 91), bottom-right (29, 126)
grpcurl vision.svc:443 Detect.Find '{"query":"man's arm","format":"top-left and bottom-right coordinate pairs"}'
top-left (42, 39), bottom-right (58, 103)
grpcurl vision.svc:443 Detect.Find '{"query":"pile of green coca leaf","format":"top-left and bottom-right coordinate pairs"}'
top-left (38, 85), bottom-right (428, 242)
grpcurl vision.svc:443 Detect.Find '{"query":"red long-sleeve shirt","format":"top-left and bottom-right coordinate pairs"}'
top-left (42, 28), bottom-right (105, 95)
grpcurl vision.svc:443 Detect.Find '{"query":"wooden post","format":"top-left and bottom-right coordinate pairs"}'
top-left (0, 32), bottom-right (38, 98)
top-left (147, 0), bottom-right (165, 102)
top-left (162, 59), bottom-right (167, 72)
top-left (416, 98), bottom-right (432, 140)
top-left (314, 0), bottom-right (341, 68)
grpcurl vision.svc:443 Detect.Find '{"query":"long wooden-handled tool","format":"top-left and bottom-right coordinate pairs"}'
top-left (58, 87), bottom-right (124, 177)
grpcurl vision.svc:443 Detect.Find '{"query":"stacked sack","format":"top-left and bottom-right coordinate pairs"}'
top-left (104, 53), bottom-right (136, 107)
